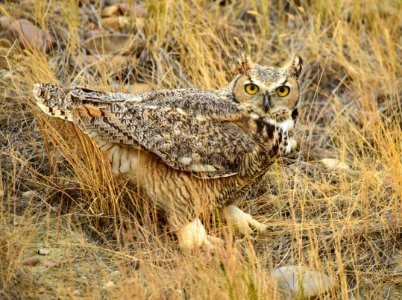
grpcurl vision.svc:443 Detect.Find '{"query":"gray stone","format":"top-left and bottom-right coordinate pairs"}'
top-left (37, 248), bottom-right (51, 255)
top-left (270, 265), bottom-right (336, 299)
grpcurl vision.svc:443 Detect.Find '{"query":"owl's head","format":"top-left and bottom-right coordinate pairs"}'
top-left (229, 55), bottom-right (303, 121)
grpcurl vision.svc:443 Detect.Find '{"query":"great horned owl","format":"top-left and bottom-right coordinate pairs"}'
top-left (33, 55), bottom-right (303, 249)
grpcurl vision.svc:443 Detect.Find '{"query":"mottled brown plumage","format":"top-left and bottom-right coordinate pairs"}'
top-left (33, 55), bottom-right (303, 249)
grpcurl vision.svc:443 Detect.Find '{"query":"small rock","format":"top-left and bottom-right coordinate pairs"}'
top-left (0, 16), bottom-right (12, 29)
top-left (297, 6), bottom-right (306, 14)
top-left (109, 270), bottom-right (121, 282)
top-left (43, 260), bottom-right (58, 268)
top-left (6, 19), bottom-right (54, 52)
top-left (102, 3), bottom-right (145, 18)
top-left (103, 281), bottom-right (116, 289)
top-left (83, 29), bottom-right (102, 40)
top-left (83, 54), bottom-right (102, 65)
top-left (131, 4), bottom-right (146, 17)
top-left (0, 190), bottom-right (4, 198)
top-left (22, 190), bottom-right (39, 200)
top-left (270, 265), bottom-right (336, 299)
top-left (22, 256), bottom-right (40, 266)
top-left (102, 4), bottom-right (127, 17)
top-left (102, 5), bottom-right (119, 18)
top-left (84, 34), bottom-right (136, 55)
top-left (102, 16), bottom-right (130, 31)
top-left (37, 248), bottom-right (51, 255)
top-left (321, 158), bottom-right (350, 171)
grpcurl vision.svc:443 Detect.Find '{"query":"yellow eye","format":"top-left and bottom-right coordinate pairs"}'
top-left (276, 86), bottom-right (290, 97)
top-left (245, 84), bottom-right (259, 95)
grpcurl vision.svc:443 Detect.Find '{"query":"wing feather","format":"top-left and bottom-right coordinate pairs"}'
top-left (34, 84), bottom-right (259, 178)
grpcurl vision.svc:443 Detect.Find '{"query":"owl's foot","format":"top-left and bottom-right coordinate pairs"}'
top-left (286, 137), bottom-right (298, 154)
top-left (221, 205), bottom-right (271, 236)
top-left (178, 219), bottom-right (224, 250)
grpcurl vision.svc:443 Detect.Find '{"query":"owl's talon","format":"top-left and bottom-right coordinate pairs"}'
top-left (178, 219), bottom-right (224, 250)
top-left (221, 205), bottom-right (270, 237)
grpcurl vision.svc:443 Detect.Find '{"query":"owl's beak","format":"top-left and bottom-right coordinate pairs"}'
top-left (263, 93), bottom-right (272, 113)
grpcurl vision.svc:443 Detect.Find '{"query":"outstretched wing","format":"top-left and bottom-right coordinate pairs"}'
top-left (33, 84), bottom-right (261, 178)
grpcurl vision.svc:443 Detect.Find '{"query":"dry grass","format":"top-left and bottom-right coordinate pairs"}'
top-left (0, 0), bottom-right (401, 299)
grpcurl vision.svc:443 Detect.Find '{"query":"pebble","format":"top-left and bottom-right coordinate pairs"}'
top-left (43, 260), bottom-right (58, 268)
top-left (0, 16), bottom-right (12, 29)
top-left (270, 265), bottom-right (336, 299)
top-left (22, 190), bottom-right (39, 200)
top-left (84, 34), bottom-right (135, 54)
top-left (37, 248), bottom-right (51, 255)
top-left (102, 16), bottom-right (130, 31)
top-left (22, 256), bottom-right (40, 266)
top-left (101, 3), bottom-right (145, 18)
top-left (103, 281), bottom-right (116, 289)
top-left (321, 158), bottom-right (350, 171)
top-left (6, 18), bottom-right (55, 52)
top-left (109, 270), bottom-right (121, 282)
top-left (102, 4), bottom-right (127, 17)
top-left (131, 4), bottom-right (146, 17)
top-left (102, 5), bottom-right (120, 18)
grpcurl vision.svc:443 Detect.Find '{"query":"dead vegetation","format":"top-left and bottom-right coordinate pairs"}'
top-left (0, 0), bottom-right (401, 299)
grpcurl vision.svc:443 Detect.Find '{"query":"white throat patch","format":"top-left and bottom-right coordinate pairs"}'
top-left (266, 118), bottom-right (294, 132)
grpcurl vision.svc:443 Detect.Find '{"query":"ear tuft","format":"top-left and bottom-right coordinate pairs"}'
top-left (233, 52), bottom-right (253, 74)
top-left (285, 55), bottom-right (303, 78)
top-left (283, 55), bottom-right (303, 79)
top-left (231, 38), bottom-right (253, 74)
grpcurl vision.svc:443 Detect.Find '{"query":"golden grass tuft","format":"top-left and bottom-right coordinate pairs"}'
top-left (0, 0), bottom-right (401, 299)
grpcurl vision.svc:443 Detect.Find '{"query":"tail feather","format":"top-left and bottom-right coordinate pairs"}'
top-left (32, 83), bottom-right (135, 145)
top-left (33, 83), bottom-right (136, 121)
top-left (33, 83), bottom-right (142, 175)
